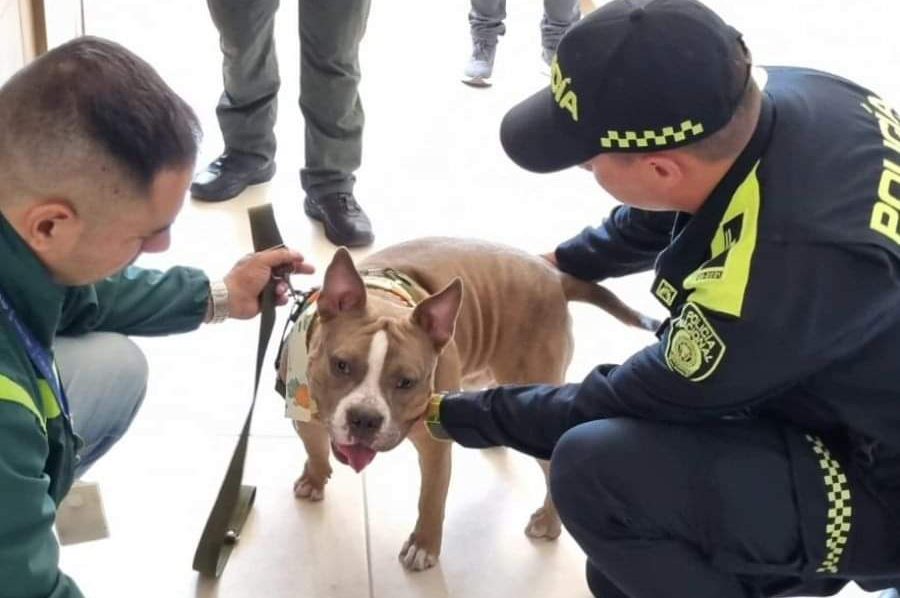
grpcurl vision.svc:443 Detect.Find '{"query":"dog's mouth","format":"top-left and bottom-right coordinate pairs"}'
top-left (332, 441), bottom-right (377, 473)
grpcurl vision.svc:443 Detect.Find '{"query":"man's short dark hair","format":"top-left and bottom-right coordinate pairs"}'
top-left (0, 36), bottom-right (201, 201)
top-left (682, 39), bottom-right (759, 163)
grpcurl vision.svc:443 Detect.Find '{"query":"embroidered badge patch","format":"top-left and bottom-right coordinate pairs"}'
top-left (654, 278), bottom-right (679, 307)
top-left (665, 302), bottom-right (725, 381)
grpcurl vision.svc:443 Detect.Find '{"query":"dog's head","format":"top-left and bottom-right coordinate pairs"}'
top-left (282, 248), bottom-right (462, 472)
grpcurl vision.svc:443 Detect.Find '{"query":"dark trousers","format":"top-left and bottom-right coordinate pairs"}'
top-left (206, 0), bottom-right (370, 198)
top-left (549, 418), bottom-right (900, 597)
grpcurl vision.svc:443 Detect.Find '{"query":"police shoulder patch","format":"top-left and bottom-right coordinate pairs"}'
top-left (664, 302), bottom-right (726, 382)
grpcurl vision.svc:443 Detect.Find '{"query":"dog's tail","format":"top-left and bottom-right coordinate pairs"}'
top-left (561, 274), bottom-right (661, 332)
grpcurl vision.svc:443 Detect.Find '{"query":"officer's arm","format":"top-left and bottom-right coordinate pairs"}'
top-left (0, 402), bottom-right (84, 598)
top-left (554, 206), bottom-right (677, 281)
top-left (437, 243), bottom-right (900, 459)
top-left (58, 265), bottom-right (210, 336)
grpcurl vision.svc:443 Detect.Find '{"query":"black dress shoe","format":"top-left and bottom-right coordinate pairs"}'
top-left (190, 151), bottom-right (276, 202)
top-left (304, 192), bottom-right (374, 247)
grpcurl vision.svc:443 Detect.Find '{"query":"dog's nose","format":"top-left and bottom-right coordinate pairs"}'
top-left (346, 406), bottom-right (384, 440)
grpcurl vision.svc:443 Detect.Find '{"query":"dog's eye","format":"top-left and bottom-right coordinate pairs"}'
top-left (333, 359), bottom-right (351, 376)
top-left (396, 377), bottom-right (415, 390)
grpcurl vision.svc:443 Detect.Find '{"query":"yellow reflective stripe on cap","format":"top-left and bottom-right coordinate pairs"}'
top-left (0, 374), bottom-right (46, 433)
top-left (683, 163), bottom-right (761, 317)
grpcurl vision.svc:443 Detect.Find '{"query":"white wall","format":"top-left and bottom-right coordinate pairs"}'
top-left (0, 0), bottom-right (27, 84)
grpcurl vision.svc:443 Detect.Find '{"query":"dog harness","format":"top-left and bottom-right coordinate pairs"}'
top-left (276, 267), bottom-right (432, 422)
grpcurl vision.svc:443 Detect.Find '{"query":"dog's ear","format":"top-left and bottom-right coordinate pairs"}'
top-left (318, 247), bottom-right (366, 319)
top-left (412, 278), bottom-right (463, 350)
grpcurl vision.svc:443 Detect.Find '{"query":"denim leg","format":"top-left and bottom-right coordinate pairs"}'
top-left (469, 0), bottom-right (506, 43)
top-left (55, 333), bottom-right (149, 478)
top-left (541, 0), bottom-right (580, 51)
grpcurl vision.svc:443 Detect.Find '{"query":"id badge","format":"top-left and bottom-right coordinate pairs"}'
top-left (56, 481), bottom-right (110, 545)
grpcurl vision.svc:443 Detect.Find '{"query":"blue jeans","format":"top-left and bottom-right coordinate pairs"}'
top-left (55, 333), bottom-right (149, 478)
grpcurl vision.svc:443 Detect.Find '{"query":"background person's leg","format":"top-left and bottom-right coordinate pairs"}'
top-left (549, 418), bottom-right (899, 597)
top-left (208, 0), bottom-right (281, 163)
top-left (55, 333), bottom-right (148, 478)
top-left (541, 0), bottom-right (580, 59)
top-left (469, 0), bottom-right (506, 44)
top-left (298, 0), bottom-right (370, 199)
top-left (298, 0), bottom-right (374, 247)
top-left (464, 0), bottom-right (504, 84)
top-left (192, 0), bottom-right (281, 201)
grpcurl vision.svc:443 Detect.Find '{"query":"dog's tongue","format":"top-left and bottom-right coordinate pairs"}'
top-left (336, 443), bottom-right (377, 473)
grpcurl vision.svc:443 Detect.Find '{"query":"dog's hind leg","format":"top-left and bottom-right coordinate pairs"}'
top-left (526, 459), bottom-right (563, 540)
top-left (492, 326), bottom-right (571, 541)
top-left (293, 420), bottom-right (333, 501)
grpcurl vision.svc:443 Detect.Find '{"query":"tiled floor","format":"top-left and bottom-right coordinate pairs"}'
top-left (52, 0), bottom-right (900, 597)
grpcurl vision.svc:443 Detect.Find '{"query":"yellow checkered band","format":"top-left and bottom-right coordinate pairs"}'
top-left (600, 120), bottom-right (705, 150)
top-left (805, 434), bottom-right (852, 574)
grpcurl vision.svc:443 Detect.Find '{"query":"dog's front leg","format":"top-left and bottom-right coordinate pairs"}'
top-left (399, 424), bottom-right (451, 571)
top-left (293, 420), bottom-right (333, 501)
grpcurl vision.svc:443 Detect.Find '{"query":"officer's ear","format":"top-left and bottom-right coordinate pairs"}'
top-left (639, 155), bottom-right (684, 191)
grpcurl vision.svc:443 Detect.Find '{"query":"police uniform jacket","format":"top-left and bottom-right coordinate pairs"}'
top-left (439, 67), bottom-right (900, 543)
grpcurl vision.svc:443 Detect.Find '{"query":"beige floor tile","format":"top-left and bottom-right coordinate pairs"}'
top-left (60, 434), bottom-right (370, 598)
top-left (365, 444), bottom-right (591, 598)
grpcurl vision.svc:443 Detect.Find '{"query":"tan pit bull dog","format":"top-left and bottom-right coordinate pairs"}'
top-left (277, 237), bottom-right (658, 571)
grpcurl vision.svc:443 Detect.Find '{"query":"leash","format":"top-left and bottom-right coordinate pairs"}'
top-left (191, 203), bottom-right (285, 578)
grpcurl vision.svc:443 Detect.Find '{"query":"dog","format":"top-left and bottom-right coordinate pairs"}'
top-left (277, 237), bottom-right (657, 571)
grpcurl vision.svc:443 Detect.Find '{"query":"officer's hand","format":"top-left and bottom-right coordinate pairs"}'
top-left (540, 252), bottom-right (559, 268)
top-left (223, 247), bottom-right (315, 319)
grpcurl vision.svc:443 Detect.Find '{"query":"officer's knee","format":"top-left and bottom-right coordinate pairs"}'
top-left (550, 420), bottom-right (623, 519)
top-left (550, 418), bottom-right (658, 534)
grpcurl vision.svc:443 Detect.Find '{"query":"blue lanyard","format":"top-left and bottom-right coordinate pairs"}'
top-left (0, 286), bottom-right (70, 421)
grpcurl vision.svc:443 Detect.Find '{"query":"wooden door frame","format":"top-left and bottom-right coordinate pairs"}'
top-left (18, 0), bottom-right (47, 59)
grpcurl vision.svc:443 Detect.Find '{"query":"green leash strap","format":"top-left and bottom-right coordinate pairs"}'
top-left (192, 203), bottom-right (284, 577)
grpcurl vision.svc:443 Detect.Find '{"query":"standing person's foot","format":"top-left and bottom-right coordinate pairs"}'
top-left (462, 39), bottom-right (497, 88)
top-left (304, 192), bottom-right (374, 247)
top-left (542, 46), bottom-right (555, 66)
top-left (190, 151), bottom-right (276, 202)
top-left (540, 46), bottom-right (556, 77)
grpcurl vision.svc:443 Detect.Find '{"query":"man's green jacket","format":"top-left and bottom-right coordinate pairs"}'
top-left (0, 214), bottom-right (209, 597)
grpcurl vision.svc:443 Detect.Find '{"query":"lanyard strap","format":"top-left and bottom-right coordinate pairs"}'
top-left (192, 203), bottom-right (283, 578)
top-left (0, 286), bottom-right (69, 419)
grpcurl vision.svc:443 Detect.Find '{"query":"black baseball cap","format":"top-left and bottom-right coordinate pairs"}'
top-left (500, 0), bottom-right (752, 173)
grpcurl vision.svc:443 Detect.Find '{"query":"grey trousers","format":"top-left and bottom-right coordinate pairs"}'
top-left (469, 0), bottom-right (580, 50)
top-left (207, 0), bottom-right (371, 198)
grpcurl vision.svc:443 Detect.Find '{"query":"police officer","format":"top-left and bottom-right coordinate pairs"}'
top-left (425, 0), bottom-right (900, 595)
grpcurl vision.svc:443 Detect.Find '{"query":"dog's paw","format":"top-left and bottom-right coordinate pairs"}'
top-left (293, 463), bottom-right (329, 502)
top-left (398, 534), bottom-right (439, 571)
top-left (525, 506), bottom-right (562, 540)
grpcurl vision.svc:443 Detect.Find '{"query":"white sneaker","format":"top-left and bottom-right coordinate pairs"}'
top-left (463, 39), bottom-right (497, 87)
